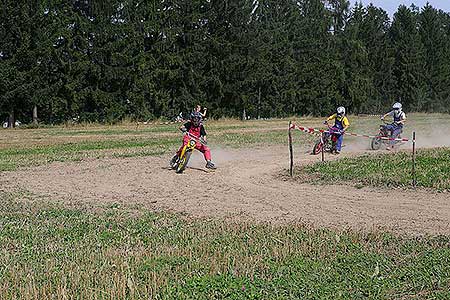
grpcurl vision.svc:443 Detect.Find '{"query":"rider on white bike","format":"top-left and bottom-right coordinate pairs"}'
top-left (381, 102), bottom-right (406, 150)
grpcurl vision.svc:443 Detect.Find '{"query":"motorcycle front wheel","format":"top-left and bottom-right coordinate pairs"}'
top-left (312, 141), bottom-right (323, 155)
top-left (176, 150), bottom-right (192, 173)
top-left (371, 137), bottom-right (382, 150)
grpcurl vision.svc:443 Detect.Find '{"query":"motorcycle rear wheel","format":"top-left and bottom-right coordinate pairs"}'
top-left (176, 151), bottom-right (192, 173)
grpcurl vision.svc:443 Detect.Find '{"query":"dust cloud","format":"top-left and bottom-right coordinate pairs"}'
top-left (188, 147), bottom-right (236, 169)
top-left (414, 120), bottom-right (450, 148)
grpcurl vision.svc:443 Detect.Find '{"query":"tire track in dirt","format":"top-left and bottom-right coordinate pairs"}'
top-left (1, 146), bottom-right (449, 236)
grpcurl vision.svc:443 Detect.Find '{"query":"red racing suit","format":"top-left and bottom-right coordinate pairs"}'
top-left (177, 122), bottom-right (211, 161)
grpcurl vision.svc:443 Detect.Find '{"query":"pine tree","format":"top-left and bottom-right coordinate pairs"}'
top-left (418, 3), bottom-right (449, 111)
top-left (390, 5), bottom-right (426, 111)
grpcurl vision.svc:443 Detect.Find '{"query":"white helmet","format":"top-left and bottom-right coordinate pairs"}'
top-left (337, 106), bottom-right (346, 115)
top-left (393, 102), bottom-right (402, 111)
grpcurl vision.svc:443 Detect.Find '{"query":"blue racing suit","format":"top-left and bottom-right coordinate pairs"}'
top-left (326, 114), bottom-right (349, 151)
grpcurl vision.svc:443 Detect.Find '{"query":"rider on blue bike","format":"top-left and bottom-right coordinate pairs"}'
top-left (325, 106), bottom-right (350, 154)
top-left (381, 102), bottom-right (406, 150)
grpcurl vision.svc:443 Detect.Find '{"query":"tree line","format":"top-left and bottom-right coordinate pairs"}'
top-left (1, 0), bottom-right (450, 125)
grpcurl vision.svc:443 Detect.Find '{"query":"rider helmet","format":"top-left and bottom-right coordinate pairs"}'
top-left (392, 102), bottom-right (402, 111)
top-left (190, 112), bottom-right (202, 127)
top-left (336, 106), bottom-right (346, 116)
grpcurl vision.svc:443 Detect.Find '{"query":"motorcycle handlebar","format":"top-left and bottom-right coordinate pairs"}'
top-left (323, 123), bottom-right (344, 135)
top-left (184, 132), bottom-right (207, 145)
top-left (381, 119), bottom-right (401, 126)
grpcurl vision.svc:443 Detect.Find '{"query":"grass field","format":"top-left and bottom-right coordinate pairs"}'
top-left (1, 114), bottom-right (450, 299)
top-left (1, 113), bottom-right (449, 172)
top-left (295, 147), bottom-right (450, 190)
top-left (1, 191), bottom-right (450, 299)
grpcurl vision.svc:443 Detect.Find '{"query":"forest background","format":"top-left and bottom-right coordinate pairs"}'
top-left (1, 0), bottom-right (449, 124)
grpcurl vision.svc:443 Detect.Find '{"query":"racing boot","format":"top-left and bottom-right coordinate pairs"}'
top-left (205, 160), bottom-right (217, 170)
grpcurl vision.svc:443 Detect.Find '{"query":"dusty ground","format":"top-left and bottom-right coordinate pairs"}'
top-left (2, 145), bottom-right (449, 236)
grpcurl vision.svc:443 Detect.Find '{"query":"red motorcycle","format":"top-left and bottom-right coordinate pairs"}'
top-left (312, 123), bottom-right (343, 155)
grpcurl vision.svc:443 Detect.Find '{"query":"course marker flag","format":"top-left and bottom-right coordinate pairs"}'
top-left (289, 123), bottom-right (409, 142)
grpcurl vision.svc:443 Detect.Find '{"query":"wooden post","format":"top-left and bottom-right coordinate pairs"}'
top-left (412, 131), bottom-right (416, 188)
top-left (288, 121), bottom-right (293, 177)
top-left (321, 133), bottom-right (325, 162)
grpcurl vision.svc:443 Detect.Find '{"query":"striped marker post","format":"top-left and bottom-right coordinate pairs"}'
top-left (288, 121), bottom-right (294, 177)
top-left (321, 132), bottom-right (325, 162)
top-left (290, 123), bottom-right (410, 142)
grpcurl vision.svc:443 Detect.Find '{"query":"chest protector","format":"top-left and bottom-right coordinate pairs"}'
top-left (393, 111), bottom-right (403, 122)
top-left (189, 125), bottom-right (202, 138)
top-left (334, 116), bottom-right (345, 130)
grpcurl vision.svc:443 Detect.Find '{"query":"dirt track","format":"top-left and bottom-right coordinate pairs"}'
top-left (2, 146), bottom-right (449, 236)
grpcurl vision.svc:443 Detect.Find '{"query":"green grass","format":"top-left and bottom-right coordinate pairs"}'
top-left (297, 148), bottom-right (450, 190)
top-left (0, 138), bottom-right (179, 171)
top-left (0, 192), bottom-right (449, 299)
top-left (212, 130), bottom-right (316, 148)
top-left (45, 124), bottom-right (179, 136)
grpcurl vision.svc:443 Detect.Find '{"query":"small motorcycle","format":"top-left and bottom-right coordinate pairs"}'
top-left (312, 123), bottom-right (343, 155)
top-left (371, 120), bottom-right (403, 150)
top-left (170, 132), bottom-right (206, 173)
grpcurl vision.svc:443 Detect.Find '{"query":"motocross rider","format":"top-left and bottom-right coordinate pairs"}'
top-left (170, 112), bottom-right (216, 169)
top-left (325, 106), bottom-right (350, 154)
top-left (381, 102), bottom-right (406, 150)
